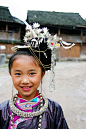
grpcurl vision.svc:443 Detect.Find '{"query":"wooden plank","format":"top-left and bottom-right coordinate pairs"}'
top-left (59, 46), bottom-right (80, 57)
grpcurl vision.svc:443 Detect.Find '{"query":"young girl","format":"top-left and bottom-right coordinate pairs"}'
top-left (0, 22), bottom-right (71, 129)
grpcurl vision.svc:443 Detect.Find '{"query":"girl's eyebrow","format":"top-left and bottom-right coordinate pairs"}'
top-left (14, 70), bottom-right (21, 72)
top-left (14, 69), bottom-right (36, 72)
top-left (29, 69), bottom-right (36, 72)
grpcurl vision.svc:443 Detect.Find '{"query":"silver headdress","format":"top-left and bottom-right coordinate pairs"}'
top-left (12, 22), bottom-right (75, 92)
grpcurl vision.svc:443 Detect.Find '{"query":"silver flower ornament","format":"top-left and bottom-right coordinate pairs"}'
top-left (33, 23), bottom-right (40, 28)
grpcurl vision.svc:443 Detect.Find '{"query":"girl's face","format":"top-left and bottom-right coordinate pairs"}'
top-left (10, 55), bottom-right (44, 101)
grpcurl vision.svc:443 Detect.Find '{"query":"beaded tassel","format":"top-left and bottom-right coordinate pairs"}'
top-left (9, 112), bottom-right (14, 129)
top-left (38, 93), bottom-right (43, 129)
top-left (49, 49), bottom-right (56, 92)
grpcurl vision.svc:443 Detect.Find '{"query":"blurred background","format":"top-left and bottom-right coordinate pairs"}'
top-left (0, 0), bottom-right (86, 129)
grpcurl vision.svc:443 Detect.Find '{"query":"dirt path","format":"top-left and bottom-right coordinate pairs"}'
top-left (0, 62), bottom-right (86, 129)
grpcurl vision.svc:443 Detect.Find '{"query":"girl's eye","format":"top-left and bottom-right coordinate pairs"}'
top-left (15, 73), bottom-right (21, 75)
top-left (29, 73), bottom-right (35, 75)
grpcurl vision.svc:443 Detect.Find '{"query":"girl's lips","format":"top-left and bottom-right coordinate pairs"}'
top-left (21, 86), bottom-right (32, 91)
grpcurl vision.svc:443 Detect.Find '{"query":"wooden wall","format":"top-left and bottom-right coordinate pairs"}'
top-left (0, 43), bottom-right (17, 55)
top-left (80, 44), bottom-right (86, 55)
top-left (56, 44), bottom-right (80, 58)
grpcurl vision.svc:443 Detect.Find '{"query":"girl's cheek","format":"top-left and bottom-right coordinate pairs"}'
top-left (12, 76), bottom-right (21, 83)
top-left (32, 76), bottom-right (41, 83)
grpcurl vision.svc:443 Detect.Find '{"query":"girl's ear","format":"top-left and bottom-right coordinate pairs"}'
top-left (9, 71), bottom-right (11, 76)
top-left (41, 71), bottom-right (45, 79)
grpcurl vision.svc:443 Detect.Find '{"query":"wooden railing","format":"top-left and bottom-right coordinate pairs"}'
top-left (0, 31), bottom-right (20, 41)
top-left (61, 35), bottom-right (86, 43)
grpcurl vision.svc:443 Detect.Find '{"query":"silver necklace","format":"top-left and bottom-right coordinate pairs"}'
top-left (9, 93), bottom-right (48, 129)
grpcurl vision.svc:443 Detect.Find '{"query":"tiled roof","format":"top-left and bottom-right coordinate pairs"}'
top-left (0, 6), bottom-right (16, 23)
top-left (0, 6), bottom-right (24, 25)
top-left (27, 10), bottom-right (86, 26)
top-left (13, 17), bottom-right (24, 25)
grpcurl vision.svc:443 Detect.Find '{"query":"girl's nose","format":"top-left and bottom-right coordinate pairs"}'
top-left (21, 76), bottom-right (29, 84)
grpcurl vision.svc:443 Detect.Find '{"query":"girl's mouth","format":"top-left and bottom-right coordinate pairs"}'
top-left (21, 86), bottom-right (32, 91)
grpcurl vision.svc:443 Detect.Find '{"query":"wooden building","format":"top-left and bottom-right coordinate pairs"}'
top-left (26, 10), bottom-right (86, 58)
top-left (0, 6), bottom-right (25, 56)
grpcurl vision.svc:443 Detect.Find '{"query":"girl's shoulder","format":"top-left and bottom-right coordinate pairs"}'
top-left (0, 100), bottom-right (9, 110)
top-left (0, 100), bottom-right (10, 128)
top-left (47, 98), bottom-right (62, 109)
top-left (46, 98), bottom-right (69, 129)
top-left (47, 98), bottom-right (63, 113)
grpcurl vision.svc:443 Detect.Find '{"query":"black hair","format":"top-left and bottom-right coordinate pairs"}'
top-left (8, 49), bottom-right (45, 75)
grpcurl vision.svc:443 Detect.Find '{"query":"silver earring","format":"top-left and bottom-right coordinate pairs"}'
top-left (41, 80), bottom-right (42, 94)
top-left (39, 80), bottom-right (42, 93)
top-left (12, 84), bottom-right (14, 98)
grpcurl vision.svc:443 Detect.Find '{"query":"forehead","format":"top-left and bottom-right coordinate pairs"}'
top-left (13, 55), bottom-right (39, 65)
top-left (12, 55), bottom-right (39, 66)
